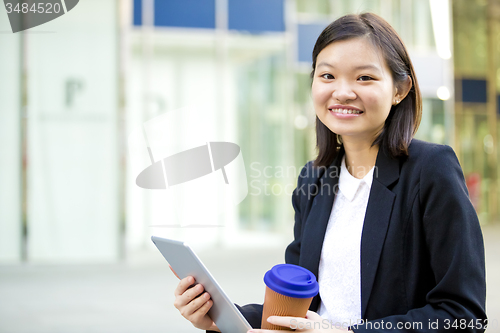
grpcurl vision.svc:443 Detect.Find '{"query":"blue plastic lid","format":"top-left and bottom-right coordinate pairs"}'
top-left (263, 264), bottom-right (319, 299)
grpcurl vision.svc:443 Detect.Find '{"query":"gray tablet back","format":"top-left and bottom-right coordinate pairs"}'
top-left (151, 236), bottom-right (253, 332)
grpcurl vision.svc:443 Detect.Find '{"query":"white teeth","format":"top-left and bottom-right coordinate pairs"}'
top-left (329, 108), bottom-right (362, 114)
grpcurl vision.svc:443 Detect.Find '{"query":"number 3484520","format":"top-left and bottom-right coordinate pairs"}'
top-left (5, 2), bottom-right (62, 14)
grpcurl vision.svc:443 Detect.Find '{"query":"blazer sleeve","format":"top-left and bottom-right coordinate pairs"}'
top-left (285, 161), bottom-right (313, 265)
top-left (353, 145), bottom-right (487, 332)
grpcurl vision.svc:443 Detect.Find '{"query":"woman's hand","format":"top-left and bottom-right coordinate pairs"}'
top-left (248, 311), bottom-right (348, 333)
top-left (172, 270), bottom-right (220, 332)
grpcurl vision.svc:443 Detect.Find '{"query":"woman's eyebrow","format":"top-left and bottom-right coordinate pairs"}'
top-left (353, 64), bottom-right (381, 72)
top-left (316, 61), bottom-right (334, 68)
top-left (316, 62), bottom-right (381, 73)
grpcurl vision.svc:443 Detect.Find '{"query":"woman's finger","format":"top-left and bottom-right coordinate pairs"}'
top-left (191, 297), bottom-right (213, 319)
top-left (174, 276), bottom-right (194, 297)
top-left (185, 283), bottom-right (205, 301)
top-left (184, 291), bottom-right (211, 316)
top-left (176, 283), bottom-right (205, 310)
top-left (305, 310), bottom-right (322, 321)
top-left (247, 316), bottom-right (311, 332)
top-left (181, 291), bottom-right (210, 317)
top-left (266, 315), bottom-right (311, 329)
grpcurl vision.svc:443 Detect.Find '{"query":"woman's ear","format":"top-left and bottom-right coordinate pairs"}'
top-left (393, 76), bottom-right (412, 105)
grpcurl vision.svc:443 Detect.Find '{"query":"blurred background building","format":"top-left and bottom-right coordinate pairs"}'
top-left (0, 0), bottom-right (499, 261)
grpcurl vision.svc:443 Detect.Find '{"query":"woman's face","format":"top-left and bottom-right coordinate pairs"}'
top-left (312, 37), bottom-right (398, 143)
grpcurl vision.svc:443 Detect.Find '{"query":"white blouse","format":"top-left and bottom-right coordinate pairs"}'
top-left (317, 156), bottom-right (374, 328)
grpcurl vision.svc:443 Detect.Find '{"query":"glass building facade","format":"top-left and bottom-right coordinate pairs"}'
top-left (453, 0), bottom-right (500, 224)
top-left (1, 0), bottom-right (498, 262)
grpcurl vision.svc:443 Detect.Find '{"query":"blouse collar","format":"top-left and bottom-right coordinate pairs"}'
top-left (339, 155), bottom-right (375, 201)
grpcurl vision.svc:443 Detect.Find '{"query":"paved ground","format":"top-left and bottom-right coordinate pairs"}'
top-left (0, 223), bottom-right (499, 333)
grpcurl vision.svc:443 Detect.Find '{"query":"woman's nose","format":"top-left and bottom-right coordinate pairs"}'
top-left (331, 81), bottom-right (356, 103)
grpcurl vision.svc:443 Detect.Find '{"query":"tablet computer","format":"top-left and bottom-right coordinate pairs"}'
top-left (151, 236), bottom-right (253, 333)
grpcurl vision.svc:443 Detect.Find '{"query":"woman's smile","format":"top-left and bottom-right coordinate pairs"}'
top-left (328, 105), bottom-right (364, 118)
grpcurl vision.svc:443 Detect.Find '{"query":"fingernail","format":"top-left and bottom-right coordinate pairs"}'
top-left (267, 316), bottom-right (273, 322)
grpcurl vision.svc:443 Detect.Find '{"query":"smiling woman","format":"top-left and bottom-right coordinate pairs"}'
top-left (172, 12), bottom-right (487, 333)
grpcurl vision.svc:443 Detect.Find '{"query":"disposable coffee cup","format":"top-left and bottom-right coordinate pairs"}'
top-left (261, 264), bottom-right (319, 330)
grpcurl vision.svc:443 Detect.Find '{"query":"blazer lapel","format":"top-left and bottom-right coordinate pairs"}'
top-left (360, 145), bottom-right (400, 318)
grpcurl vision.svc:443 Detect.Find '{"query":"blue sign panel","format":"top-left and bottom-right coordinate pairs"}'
top-left (462, 79), bottom-right (487, 103)
top-left (133, 0), bottom-right (285, 33)
top-left (228, 0), bottom-right (285, 33)
top-left (133, 0), bottom-right (142, 26)
top-left (497, 94), bottom-right (500, 115)
top-left (297, 23), bottom-right (327, 63)
top-left (154, 0), bottom-right (216, 29)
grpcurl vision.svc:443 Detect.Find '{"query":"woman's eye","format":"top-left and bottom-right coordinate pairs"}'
top-left (321, 74), bottom-right (334, 80)
top-left (358, 75), bottom-right (373, 81)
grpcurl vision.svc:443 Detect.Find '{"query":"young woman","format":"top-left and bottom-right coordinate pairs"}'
top-left (173, 13), bottom-right (487, 333)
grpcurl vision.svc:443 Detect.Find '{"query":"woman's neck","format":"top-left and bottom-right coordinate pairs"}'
top-left (341, 137), bottom-right (379, 179)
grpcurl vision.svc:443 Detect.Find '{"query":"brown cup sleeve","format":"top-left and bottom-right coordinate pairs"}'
top-left (261, 286), bottom-right (313, 331)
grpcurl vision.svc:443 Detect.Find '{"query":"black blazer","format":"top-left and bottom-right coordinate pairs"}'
top-left (227, 140), bottom-right (487, 332)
